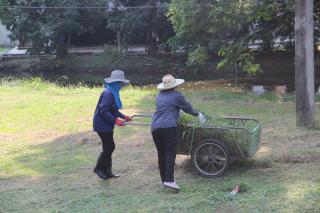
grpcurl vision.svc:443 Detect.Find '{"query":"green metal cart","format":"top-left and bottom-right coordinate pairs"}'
top-left (176, 116), bottom-right (262, 177)
top-left (128, 114), bottom-right (262, 177)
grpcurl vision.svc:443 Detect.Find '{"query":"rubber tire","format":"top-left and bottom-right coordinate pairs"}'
top-left (191, 139), bottom-right (231, 177)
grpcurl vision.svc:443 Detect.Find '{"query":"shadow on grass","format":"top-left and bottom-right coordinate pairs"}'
top-left (7, 131), bottom-right (100, 178)
top-left (4, 127), bottom-right (276, 180)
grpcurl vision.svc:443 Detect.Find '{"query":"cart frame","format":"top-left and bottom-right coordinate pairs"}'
top-left (126, 114), bottom-right (262, 177)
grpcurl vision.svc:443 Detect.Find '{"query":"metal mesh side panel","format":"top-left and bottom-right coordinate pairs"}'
top-left (247, 125), bottom-right (262, 157)
top-left (177, 115), bottom-right (262, 158)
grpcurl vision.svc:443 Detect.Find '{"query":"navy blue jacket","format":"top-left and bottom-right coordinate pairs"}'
top-left (93, 88), bottom-right (125, 132)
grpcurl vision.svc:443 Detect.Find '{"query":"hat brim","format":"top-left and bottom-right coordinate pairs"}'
top-left (104, 78), bottom-right (130, 84)
top-left (157, 79), bottom-right (185, 90)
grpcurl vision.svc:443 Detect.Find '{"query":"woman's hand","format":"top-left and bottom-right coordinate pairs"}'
top-left (198, 112), bottom-right (206, 124)
top-left (124, 115), bottom-right (133, 122)
top-left (115, 118), bottom-right (125, 126)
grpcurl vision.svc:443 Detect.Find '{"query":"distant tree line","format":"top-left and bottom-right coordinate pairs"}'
top-left (0, 0), bottom-right (319, 73)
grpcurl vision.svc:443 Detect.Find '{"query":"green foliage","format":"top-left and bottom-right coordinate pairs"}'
top-left (217, 43), bottom-right (261, 75)
top-left (186, 46), bottom-right (209, 67)
top-left (249, 0), bottom-right (296, 50)
top-left (167, 0), bottom-right (212, 50)
top-left (0, 0), bottom-right (107, 58)
top-left (0, 47), bottom-right (7, 53)
top-left (168, 0), bottom-right (319, 74)
top-left (316, 1), bottom-right (320, 39)
top-left (107, 0), bottom-right (173, 54)
top-left (0, 0), bottom-right (4, 16)
top-left (168, 0), bottom-right (260, 74)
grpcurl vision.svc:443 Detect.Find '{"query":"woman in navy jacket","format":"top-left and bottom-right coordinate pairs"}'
top-left (93, 70), bottom-right (132, 180)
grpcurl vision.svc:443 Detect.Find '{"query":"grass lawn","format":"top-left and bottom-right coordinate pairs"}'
top-left (0, 79), bottom-right (320, 212)
top-left (0, 47), bottom-right (7, 53)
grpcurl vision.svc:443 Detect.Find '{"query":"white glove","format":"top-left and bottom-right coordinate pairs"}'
top-left (198, 112), bottom-right (206, 124)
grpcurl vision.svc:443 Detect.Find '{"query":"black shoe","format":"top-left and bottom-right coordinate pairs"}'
top-left (106, 158), bottom-right (120, 178)
top-left (107, 171), bottom-right (120, 178)
top-left (94, 152), bottom-right (109, 180)
top-left (94, 168), bottom-right (108, 180)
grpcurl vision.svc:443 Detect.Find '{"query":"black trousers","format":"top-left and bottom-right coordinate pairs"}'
top-left (97, 132), bottom-right (115, 158)
top-left (152, 127), bottom-right (178, 182)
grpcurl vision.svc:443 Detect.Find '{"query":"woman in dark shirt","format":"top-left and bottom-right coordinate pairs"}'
top-left (151, 74), bottom-right (205, 191)
top-left (93, 70), bottom-right (132, 180)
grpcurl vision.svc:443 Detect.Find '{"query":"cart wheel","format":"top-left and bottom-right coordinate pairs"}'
top-left (191, 139), bottom-right (230, 177)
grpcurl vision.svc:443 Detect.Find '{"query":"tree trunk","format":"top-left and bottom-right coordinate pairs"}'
top-left (67, 32), bottom-right (71, 48)
top-left (56, 35), bottom-right (68, 59)
top-left (117, 32), bottom-right (121, 55)
top-left (295, 0), bottom-right (315, 128)
top-left (261, 34), bottom-right (273, 51)
top-left (289, 33), bottom-right (293, 49)
top-left (145, 31), bottom-right (157, 55)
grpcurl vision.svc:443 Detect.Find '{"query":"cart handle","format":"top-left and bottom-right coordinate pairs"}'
top-left (131, 114), bottom-right (153, 118)
top-left (125, 114), bottom-right (153, 126)
top-left (223, 116), bottom-right (258, 122)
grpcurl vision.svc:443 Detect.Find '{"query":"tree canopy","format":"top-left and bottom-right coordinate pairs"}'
top-left (0, 0), bottom-right (319, 64)
top-left (106, 0), bottom-right (173, 54)
top-left (168, 0), bottom-right (319, 74)
top-left (0, 0), bottom-right (107, 58)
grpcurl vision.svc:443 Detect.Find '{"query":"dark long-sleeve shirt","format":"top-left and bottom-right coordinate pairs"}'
top-left (151, 90), bottom-right (199, 132)
top-left (93, 88), bottom-right (125, 132)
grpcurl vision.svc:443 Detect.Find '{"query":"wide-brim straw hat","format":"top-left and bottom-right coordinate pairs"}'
top-left (104, 70), bottom-right (130, 84)
top-left (157, 74), bottom-right (185, 90)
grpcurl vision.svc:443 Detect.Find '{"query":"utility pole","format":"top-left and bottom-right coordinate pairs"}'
top-left (295, 0), bottom-right (315, 128)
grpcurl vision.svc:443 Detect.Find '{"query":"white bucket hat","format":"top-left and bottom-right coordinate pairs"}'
top-left (104, 70), bottom-right (130, 84)
top-left (157, 74), bottom-right (185, 90)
